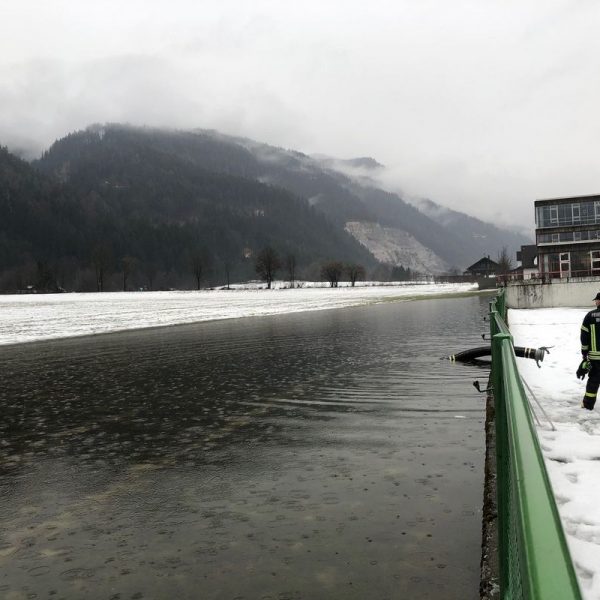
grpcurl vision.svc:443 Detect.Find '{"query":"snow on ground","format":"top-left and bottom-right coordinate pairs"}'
top-left (0, 281), bottom-right (476, 346)
top-left (510, 307), bottom-right (600, 599)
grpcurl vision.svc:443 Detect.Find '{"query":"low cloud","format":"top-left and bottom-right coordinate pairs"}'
top-left (1, 0), bottom-right (600, 234)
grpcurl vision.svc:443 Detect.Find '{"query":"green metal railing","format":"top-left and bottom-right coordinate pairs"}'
top-left (490, 290), bottom-right (581, 599)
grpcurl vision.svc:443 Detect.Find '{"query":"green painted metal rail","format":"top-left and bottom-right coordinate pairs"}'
top-left (490, 290), bottom-right (582, 600)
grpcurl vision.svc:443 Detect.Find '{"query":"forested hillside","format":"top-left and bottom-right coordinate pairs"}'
top-left (0, 146), bottom-right (87, 289)
top-left (0, 123), bottom-right (531, 292)
top-left (0, 129), bottom-right (376, 291)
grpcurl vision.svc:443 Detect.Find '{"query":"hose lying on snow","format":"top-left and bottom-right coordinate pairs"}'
top-left (445, 346), bottom-right (550, 368)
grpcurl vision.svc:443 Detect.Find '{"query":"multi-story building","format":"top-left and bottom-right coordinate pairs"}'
top-left (535, 194), bottom-right (600, 278)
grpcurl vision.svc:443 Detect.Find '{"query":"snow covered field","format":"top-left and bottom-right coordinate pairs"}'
top-left (0, 282), bottom-right (477, 346)
top-left (510, 308), bottom-right (600, 599)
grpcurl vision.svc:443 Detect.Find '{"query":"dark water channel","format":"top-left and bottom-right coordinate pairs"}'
top-left (0, 294), bottom-right (490, 600)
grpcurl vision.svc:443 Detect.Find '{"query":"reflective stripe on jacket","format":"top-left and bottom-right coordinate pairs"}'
top-left (581, 309), bottom-right (600, 360)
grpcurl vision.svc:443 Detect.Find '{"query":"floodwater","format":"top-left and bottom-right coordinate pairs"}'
top-left (0, 294), bottom-right (490, 600)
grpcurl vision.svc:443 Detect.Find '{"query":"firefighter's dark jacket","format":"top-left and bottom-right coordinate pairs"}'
top-left (581, 309), bottom-right (600, 360)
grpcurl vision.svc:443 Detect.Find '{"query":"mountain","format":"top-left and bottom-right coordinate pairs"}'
top-left (0, 123), bottom-right (532, 291)
top-left (94, 126), bottom-right (530, 270)
top-left (297, 156), bottom-right (532, 270)
top-left (412, 197), bottom-right (530, 263)
top-left (0, 129), bottom-right (377, 291)
top-left (117, 125), bottom-right (530, 268)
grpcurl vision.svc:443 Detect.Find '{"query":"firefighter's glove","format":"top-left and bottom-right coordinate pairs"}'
top-left (577, 360), bottom-right (591, 380)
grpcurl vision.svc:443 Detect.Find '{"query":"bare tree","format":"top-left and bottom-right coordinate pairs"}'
top-left (285, 254), bottom-right (297, 288)
top-left (219, 250), bottom-right (236, 290)
top-left (91, 243), bottom-right (113, 292)
top-left (255, 247), bottom-right (281, 289)
top-left (224, 260), bottom-right (231, 290)
top-left (190, 251), bottom-right (205, 290)
top-left (321, 261), bottom-right (344, 287)
top-left (497, 246), bottom-right (514, 275)
top-left (346, 263), bottom-right (365, 287)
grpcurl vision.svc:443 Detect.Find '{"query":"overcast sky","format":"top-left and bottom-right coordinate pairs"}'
top-left (2, 0), bottom-right (600, 232)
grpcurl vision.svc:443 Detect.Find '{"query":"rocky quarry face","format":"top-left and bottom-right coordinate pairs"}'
top-left (345, 221), bottom-right (450, 274)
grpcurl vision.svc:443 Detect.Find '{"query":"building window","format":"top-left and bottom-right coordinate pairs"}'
top-left (537, 198), bottom-right (600, 228)
top-left (591, 251), bottom-right (600, 274)
top-left (546, 253), bottom-right (559, 276)
top-left (559, 252), bottom-right (570, 278)
top-left (561, 232), bottom-right (574, 242)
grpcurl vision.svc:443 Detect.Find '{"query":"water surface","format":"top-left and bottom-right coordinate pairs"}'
top-left (0, 295), bottom-right (489, 599)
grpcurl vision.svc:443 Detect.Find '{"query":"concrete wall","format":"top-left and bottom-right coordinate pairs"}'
top-left (505, 277), bottom-right (600, 308)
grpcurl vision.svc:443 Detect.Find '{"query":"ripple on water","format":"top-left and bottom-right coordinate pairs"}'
top-left (0, 296), bottom-right (488, 600)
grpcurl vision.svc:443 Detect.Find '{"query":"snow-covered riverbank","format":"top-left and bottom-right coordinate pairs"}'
top-left (510, 308), bottom-right (600, 600)
top-left (0, 282), bottom-right (477, 346)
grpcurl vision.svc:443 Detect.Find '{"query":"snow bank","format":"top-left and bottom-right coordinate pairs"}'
top-left (0, 282), bottom-right (476, 346)
top-left (510, 308), bottom-right (600, 599)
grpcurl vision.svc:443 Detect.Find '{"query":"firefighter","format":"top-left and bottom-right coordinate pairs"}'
top-left (578, 292), bottom-right (600, 410)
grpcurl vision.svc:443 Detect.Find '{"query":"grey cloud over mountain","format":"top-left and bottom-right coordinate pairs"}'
top-left (2, 0), bottom-right (600, 232)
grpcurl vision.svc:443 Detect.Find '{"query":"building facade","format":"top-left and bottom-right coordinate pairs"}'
top-left (535, 194), bottom-right (600, 278)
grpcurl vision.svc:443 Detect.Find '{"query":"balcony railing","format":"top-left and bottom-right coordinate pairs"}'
top-left (499, 268), bottom-right (600, 284)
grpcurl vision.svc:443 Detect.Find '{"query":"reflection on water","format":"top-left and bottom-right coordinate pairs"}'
top-left (0, 295), bottom-right (489, 599)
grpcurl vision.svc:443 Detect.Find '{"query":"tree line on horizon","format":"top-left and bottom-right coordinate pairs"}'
top-left (6, 241), bottom-right (423, 293)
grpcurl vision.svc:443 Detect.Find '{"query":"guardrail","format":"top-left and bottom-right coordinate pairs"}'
top-left (490, 290), bottom-right (582, 599)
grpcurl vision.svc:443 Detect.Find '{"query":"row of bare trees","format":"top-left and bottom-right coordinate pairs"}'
top-left (320, 261), bottom-right (366, 287)
top-left (254, 247), bottom-right (295, 289)
top-left (253, 247), bottom-right (366, 289)
top-left (19, 244), bottom-right (367, 293)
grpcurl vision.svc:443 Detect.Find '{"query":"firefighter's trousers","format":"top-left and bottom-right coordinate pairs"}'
top-left (584, 360), bottom-right (600, 409)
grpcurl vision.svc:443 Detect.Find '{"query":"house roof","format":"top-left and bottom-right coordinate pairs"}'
top-left (466, 256), bottom-right (499, 271)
